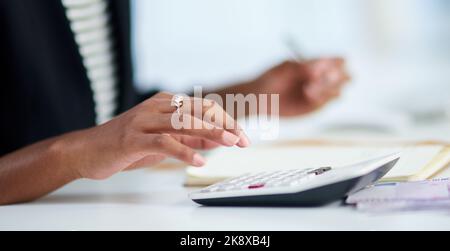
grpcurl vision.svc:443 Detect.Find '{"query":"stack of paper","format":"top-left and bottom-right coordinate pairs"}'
top-left (186, 144), bottom-right (450, 186)
top-left (346, 179), bottom-right (450, 212)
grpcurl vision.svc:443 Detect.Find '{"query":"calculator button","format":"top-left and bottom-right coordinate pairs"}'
top-left (198, 167), bottom-right (334, 194)
top-left (209, 186), bottom-right (221, 192)
top-left (248, 183), bottom-right (265, 189)
top-left (239, 184), bottom-right (250, 190)
top-left (216, 186), bottom-right (231, 192)
top-left (308, 167), bottom-right (332, 175)
top-left (265, 182), bottom-right (280, 187)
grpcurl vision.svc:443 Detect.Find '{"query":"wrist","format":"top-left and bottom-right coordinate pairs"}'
top-left (47, 130), bottom-right (91, 181)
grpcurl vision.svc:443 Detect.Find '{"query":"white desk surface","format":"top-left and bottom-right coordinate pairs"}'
top-left (1, 117), bottom-right (449, 231)
top-left (1, 167), bottom-right (449, 231)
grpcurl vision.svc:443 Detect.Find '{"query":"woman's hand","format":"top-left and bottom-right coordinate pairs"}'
top-left (217, 58), bottom-right (350, 117)
top-left (254, 58), bottom-right (350, 116)
top-left (65, 92), bottom-right (250, 180)
top-left (0, 92), bottom-right (250, 204)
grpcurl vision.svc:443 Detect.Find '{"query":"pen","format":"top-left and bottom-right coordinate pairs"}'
top-left (283, 36), bottom-right (336, 87)
top-left (283, 35), bottom-right (306, 62)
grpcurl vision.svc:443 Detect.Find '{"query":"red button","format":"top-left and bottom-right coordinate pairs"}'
top-left (248, 184), bottom-right (265, 189)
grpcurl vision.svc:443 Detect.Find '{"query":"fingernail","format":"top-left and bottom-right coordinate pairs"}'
top-left (193, 153), bottom-right (206, 167)
top-left (306, 85), bottom-right (321, 97)
top-left (222, 131), bottom-right (240, 146)
top-left (237, 132), bottom-right (251, 148)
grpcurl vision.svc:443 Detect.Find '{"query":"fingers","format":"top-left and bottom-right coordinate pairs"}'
top-left (199, 100), bottom-right (250, 147)
top-left (170, 134), bottom-right (221, 150)
top-left (144, 113), bottom-right (243, 147)
top-left (148, 97), bottom-right (251, 147)
top-left (151, 97), bottom-right (213, 114)
top-left (139, 134), bottom-right (206, 167)
top-left (309, 59), bottom-right (347, 85)
top-left (301, 57), bottom-right (349, 101)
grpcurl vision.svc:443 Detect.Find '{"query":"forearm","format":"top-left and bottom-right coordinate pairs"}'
top-left (0, 132), bottom-right (82, 205)
top-left (212, 80), bottom-right (256, 98)
top-left (0, 92), bottom-right (251, 205)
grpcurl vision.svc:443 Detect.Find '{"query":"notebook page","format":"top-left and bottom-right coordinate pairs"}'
top-left (186, 145), bottom-right (444, 180)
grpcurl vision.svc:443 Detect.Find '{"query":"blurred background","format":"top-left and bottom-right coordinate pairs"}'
top-left (131, 0), bottom-right (450, 141)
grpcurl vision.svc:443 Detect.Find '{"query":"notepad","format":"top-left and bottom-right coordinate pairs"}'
top-left (185, 144), bottom-right (450, 186)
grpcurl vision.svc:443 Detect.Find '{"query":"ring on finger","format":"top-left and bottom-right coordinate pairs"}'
top-left (171, 95), bottom-right (185, 115)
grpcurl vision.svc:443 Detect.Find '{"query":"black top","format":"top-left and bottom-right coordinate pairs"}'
top-left (0, 0), bottom-right (149, 156)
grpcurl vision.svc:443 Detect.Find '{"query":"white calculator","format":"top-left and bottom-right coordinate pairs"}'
top-left (190, 153), bottom-right (400, 206)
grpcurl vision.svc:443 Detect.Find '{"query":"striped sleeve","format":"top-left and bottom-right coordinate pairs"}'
top-left (62, 0), bottom-right (119, 124)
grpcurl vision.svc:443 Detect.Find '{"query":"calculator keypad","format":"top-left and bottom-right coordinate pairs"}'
top-left (200, 167), bottom-right (332, 193)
